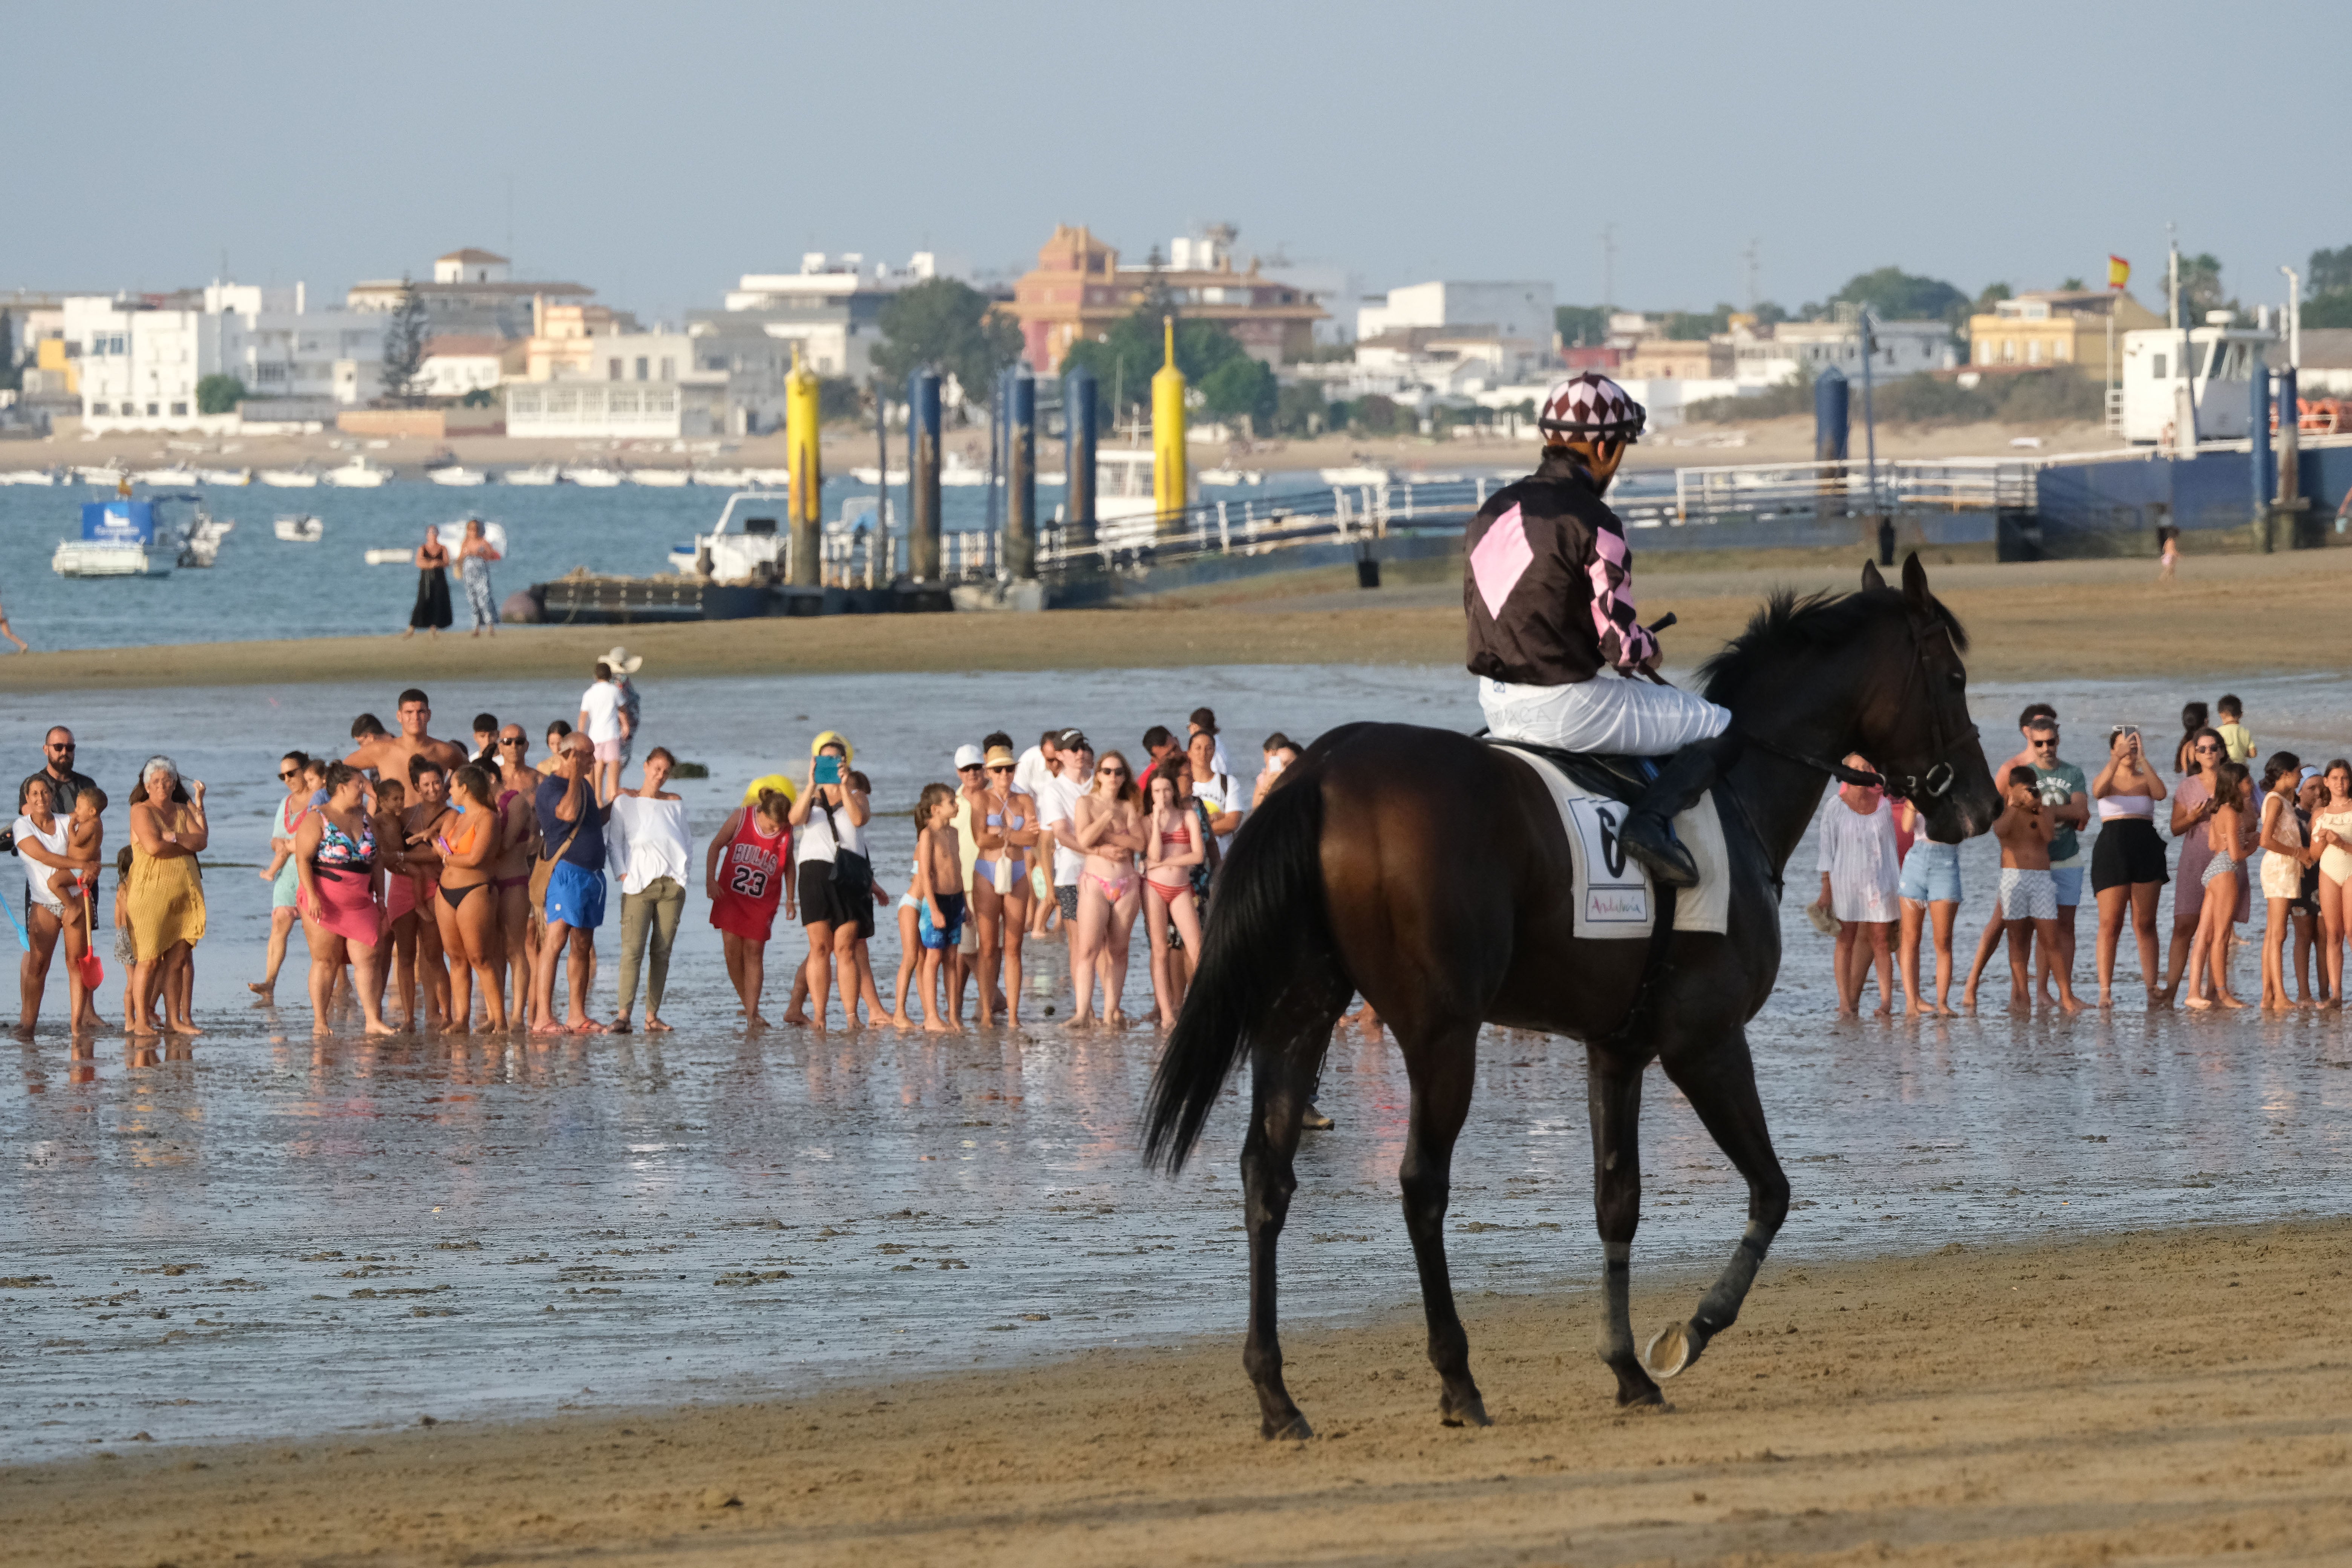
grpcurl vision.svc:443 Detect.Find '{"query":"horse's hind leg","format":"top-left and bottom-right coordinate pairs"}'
top-left (1240, 1031), bottom-right (1326, 1440)
top-left (1587, 1049), bottom-right (1662, 1406)
top-left (1398, 1021), bottom-right (1490, 1427)
top-left (1642, 1026), bottom-right (1791, 1380)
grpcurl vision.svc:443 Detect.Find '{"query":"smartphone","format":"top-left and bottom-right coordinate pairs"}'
top-left (813, 755), bottom-right (841, 786)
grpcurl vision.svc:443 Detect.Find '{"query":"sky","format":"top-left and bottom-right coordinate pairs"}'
top-left (10, 0), bottom-right (2348, 326)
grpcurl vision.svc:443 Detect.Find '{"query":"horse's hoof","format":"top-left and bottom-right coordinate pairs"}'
top-left (1261, 1411), bottom-right (1314, 1442)
top-left (1642, 1321), bottom-right (1700, 1380)
top-left (1439, 1391), bottom-right (1493, 1429)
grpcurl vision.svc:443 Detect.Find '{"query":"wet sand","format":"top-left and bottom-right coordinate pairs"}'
top-left (5, 545), bottom-right (2352, 694)
top-left (8, 1219), bottom-right (2346, 1566)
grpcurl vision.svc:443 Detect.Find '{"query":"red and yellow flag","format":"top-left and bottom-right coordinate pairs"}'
top-left (2107, 254), bottom-right (2130, 290)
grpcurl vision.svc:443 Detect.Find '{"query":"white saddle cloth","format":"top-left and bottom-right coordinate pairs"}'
top-left (1493, 745), bottom-right (1733, 940)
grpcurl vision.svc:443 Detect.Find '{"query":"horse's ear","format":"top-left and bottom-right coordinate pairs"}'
top-left (1900, 551), bottom-right (1931, 611)
top-left (1860, 560), bottom-right (1886, 592)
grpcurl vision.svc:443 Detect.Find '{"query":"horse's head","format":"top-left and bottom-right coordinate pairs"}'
top-left (1852, 554), bottom-right (2000, 844)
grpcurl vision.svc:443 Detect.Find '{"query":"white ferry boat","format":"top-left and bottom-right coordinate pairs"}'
top-left (53, 498), bottom-right (181, 577)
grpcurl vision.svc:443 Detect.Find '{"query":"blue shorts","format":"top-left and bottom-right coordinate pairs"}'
top-left (918, 891), bottom-right (966, 951)
top-left (2049, 862), bottom-right (2084, 908)
top-left (1897, 840), bottom-right (1962, 905)
top-left (544, 859), bottom-right (607, 931)
top-left (272, 859), bottom-right (300, 910)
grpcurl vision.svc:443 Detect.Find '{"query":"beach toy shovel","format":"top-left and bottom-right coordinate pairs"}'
top-left (76, 887), bottom-right (104, 991)
top-left (0, 888), bottom-right (29, 952)
top-left (78, 946), bottom-right (104, 992)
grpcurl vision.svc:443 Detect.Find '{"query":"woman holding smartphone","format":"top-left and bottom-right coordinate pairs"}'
top-left (787, 732), bottom-right (870, 1027)
top-left (2091, 724), bottom-right (2169, 1006)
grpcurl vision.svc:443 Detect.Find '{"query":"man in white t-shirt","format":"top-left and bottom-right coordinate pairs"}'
top-left (1186, 728), bottom-right (1243, 858)
top-left (1035, 733), bottom-right (1092, 928)
top-left (577, 661), bottom-right (631, 802)
top-left (1014, 729), bottom-right (1060, 802)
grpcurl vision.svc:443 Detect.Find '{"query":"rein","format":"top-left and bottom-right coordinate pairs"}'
top-left (1737, 611), bottom-right (1978, 802)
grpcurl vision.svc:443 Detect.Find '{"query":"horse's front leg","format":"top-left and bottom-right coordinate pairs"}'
top-left (1241, 1036), bottom-right (1317, 1439)
top-left (1587, 1047), bottom-right (1661, 1406)
top-left (1397, 1022), bottom-right (1489, 1426)
top-left (1643, 1025), bottom-right (1790, 1380)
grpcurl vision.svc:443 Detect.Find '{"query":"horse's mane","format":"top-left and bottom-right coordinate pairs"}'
top-left (1697, 586), bottom-right (1969, 706)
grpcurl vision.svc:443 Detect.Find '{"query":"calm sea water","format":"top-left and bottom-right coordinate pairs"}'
top-left (3, 666), bottom-right (2348, 1458)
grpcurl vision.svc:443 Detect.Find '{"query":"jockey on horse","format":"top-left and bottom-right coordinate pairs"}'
top-left (1465, 371), bottom-right (1738, 889)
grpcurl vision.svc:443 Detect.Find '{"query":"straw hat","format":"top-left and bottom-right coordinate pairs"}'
top-left (810, 729), bottom-right (854, 764)
top-left (601, 645), bottom-right (645, 675)
top-left (983, 744), bottom-right (1017, 769)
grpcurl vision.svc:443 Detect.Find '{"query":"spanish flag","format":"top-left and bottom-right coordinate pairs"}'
top-left (2107, 254), bottom-right (2130, 290)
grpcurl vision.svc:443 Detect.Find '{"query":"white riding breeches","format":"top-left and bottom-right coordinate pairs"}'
top-left (1479, 672), bottom-right (1730, 756)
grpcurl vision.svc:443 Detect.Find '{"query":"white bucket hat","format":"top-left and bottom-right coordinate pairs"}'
top-left (601, 645), bottom-right (645, 674)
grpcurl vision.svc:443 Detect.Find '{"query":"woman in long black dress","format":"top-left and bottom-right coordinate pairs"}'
top-left (405, 527), bottom-right (453, 639)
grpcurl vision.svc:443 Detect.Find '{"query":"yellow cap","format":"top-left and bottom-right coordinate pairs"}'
top-left (741, 773), bottom-right (799, 806)
top-left (810, 729), bottom-right (853, 764)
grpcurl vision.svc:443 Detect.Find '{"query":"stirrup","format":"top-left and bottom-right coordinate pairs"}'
top-left (1620, 815), bottom-right (1699, 889)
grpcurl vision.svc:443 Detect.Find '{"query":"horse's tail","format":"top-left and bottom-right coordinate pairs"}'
top-left (1144, 769), bottom-right (1348, 1173)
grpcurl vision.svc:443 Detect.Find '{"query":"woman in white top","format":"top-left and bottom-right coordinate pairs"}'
top-left (2090, 724), bottom-right (2170, 1007)
top-left (1815, 757), bottom-right (1900, 1018)
top-left (785, 732), bottom-right (875, 1027)
top-left (576, 661), bottom-right (631, 804)
top-left (605, 747), bottom-right (691, 1033)
top-left (969, 741), bottom-right (1041, 1028)
top-left (2255, 752), bottom-right (2314, 1010)
top-left (15, 775), bottom-right (99, 1034)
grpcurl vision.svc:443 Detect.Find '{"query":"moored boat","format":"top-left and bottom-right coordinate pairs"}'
top-left (273, 514), bottom-right (325, 543)
top-left (503, 463), bottom-right (564, 486)
top-left (564, 465), bottom-right (624, 487)
top-left (197, 467), bottom-right (252, 487)
top-left (429, 466), bottom-right (488, 487)
top-left (321, 457), bottom-right (390, 488)
top-left (628, 467), bottom-right (692, 487)
top-left (259, 467), bottom-right (320, 488)
top-left (53, 498), bottom-right (178, 578)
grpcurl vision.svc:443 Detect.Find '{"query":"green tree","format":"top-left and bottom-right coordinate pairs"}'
top-left (1059, 307), bottom-right (1252, 426)
top-left (0, 310), bottom-right (16, 392)
top-left (2058, 276), bottom-right (2086, 292)
top-left (1554, 304), bottom-right (1608, 346)
top-left (2309, 245), bottom-right (2352, 297)
top-left (872, 279), bottom-right (1023, 408)
top-left (2303, 291), bottom-right (2352, 329)
top-left (817, 375), bottom-right (863, 424)
top-left (1662, 304), bottom-right (1738, 340)
top-left (1197, 355), bottom-right (1277, 433)
top-left (195, 374), bottom-right (246, 415)
top-left (1831, 266), bottom-right (1969, 325)
top-left (378, 278), bottom-right (429, 406)
top-left (1273, 381), bottom-right (1329, 436)
top-left (1349, 394), bottom-right (1408, 436)
top-left (2179, 252), bottom-right (2232, 318)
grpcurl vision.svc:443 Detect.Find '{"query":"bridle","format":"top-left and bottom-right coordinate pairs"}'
top-left (1739, 610), bottom-right (1980, 802)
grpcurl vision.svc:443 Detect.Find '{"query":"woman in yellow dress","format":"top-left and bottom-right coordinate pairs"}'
top-left (126, 756), bottom-right (208, 1037)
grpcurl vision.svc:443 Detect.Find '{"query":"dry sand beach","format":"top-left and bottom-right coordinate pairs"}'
top-left (7, 1221), bottom-right (2347, 1566)
top-left (2, 546), bottom-right (2349, 694)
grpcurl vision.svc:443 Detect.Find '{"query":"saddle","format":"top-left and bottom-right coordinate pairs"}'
top-left (1477, 735), bottom-right (1666, 807)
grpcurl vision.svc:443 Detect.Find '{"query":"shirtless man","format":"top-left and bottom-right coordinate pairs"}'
top-left (1963, 766), bottom-right (2082, 1015)
top-left (401, 758), bottom-right (456, 1029)
top-left (345, 689), bottom-right (469, 783)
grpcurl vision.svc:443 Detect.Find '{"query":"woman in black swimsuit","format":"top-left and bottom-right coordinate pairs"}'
top-left (406, 527), bottom-right (453, 639)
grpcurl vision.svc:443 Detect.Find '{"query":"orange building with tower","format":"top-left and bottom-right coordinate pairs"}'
top-left (1009, 224), bottom-right (1324, 373)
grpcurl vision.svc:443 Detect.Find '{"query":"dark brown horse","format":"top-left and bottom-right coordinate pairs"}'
top-left (1145, 554), bottom-right (2001, 1438)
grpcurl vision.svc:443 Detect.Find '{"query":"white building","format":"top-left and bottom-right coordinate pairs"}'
top-left (1732, 318), bottom-right (1954, 390)
top-left (507, 327), bottom-right (782, 439)
top-left (348, 248), bottom-right (595, 340)
top-left (697, 252), bottom-right (961, 382)
top-left (504, 376), bottom-right (727, 440)
top-left (69, 283), bottom-right (384, 432)
top-left (418, 335), bottom-right (518, 399)
top-left (1356, 280), bottom-right (1557, 349)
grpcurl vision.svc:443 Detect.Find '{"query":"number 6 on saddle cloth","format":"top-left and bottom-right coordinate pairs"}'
top-left (1489, 743), bottom-right (1733, 938)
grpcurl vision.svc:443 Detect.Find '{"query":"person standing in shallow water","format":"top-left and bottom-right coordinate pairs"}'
top-left (457, 518), bottom-right (499, 637)
top-left (405, 527), bottom-right (453, 639)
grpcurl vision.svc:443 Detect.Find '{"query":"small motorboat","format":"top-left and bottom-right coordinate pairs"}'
top-left (743, 467), bottom-right (795, 486)
top-left (1199, 468), bottom-right (1265, 487)
top-left (54, 498), bottom-right (177, 577)
top-left (259, 468), bottom-right (320, 488)
top-left (669, 488), bottom-right (790, 580)
top-left (690, 467), bottom-right (750, 487)
top-left (198, 467), bottom-right (252, 487)
top-left (429, 466), bottom-right (488, 486)
top-left (937, 452), bottom-right (988, 487)
top-left (849, 465), bottom-right (910, 485)
top-left (564, 465), bottom-right (623, 487)
top-left (322, 457), bottom-right (390, 488)
top-left (136, 466), bottom-right (200, 486)
top-left (178, 510), bottom-right (234, 568)
top-left (628, 467), bottom-right (692, 487)
top-left (1319, 466), bottom-right (1393, 485)
top-left (363, 517), bottom-right (508, 566)
top-left (77, 465), bottom-right (130, 488)
top-left (274, 514), bottom-right (325, 543)
top-left (503, 463), bottom-right (563, 486)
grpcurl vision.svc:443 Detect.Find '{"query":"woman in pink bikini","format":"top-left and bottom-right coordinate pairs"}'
top-left (1140, 768), bottom-right (1207, 1028)
top-left (293, 762), bottom-right (395, 1039)
top-left (1070, 749), bottom-right (1146, 1028)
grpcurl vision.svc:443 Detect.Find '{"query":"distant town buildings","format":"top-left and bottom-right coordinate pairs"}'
top-left (1009, 225), bottom-right (1323, 372)
top-left (693, 251), bottom-right (960, 383)
top-left (1968, 289), bottom-right (2161, 373)
top-left (67, 282), bottom-right (386, 432)
top-left (347, 248), bottom-right (594, 340)
top-left (417, 335), bottom-right (523, 399)
top-left (1733, 314), bottom-right (1954, 390)
top-left (1355, 280), bottom-right (1556, 348)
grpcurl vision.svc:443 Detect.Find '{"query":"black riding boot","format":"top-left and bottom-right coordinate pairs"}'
top-left (1617, 732), bottom-right (1744, 890)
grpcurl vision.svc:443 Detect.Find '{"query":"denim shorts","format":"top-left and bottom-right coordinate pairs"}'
top-left (2049, 859), bottom-right (2084, 908)
top-left (1897, 840), bottom-right (1962, 905)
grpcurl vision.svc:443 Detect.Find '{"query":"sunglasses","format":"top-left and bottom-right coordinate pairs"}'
top-left (2031, 739), bottom-right (2058, 749)
top-left (277, 769), bottom-right (300, 780)
top-left (987, 764), bottom-right (1013, 774)
top-left (1098, 767), bottom-right (1127, 777)
top-left (958, 764), bottom-right (985, 773)
top-left (499, 738), bottom-right (526, 749)
top-left (47, 743), bottom-right (74, 752)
